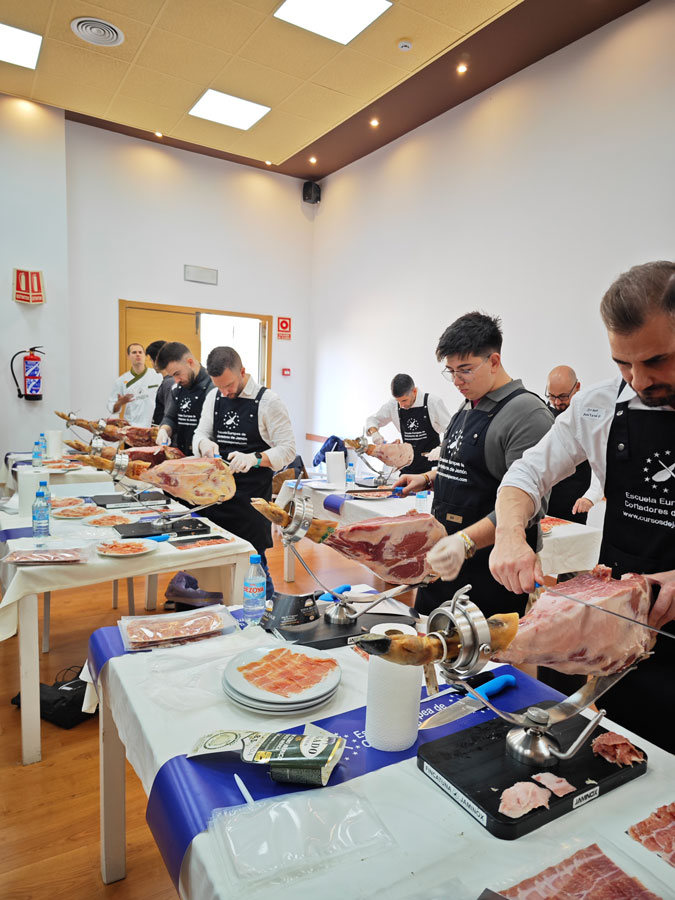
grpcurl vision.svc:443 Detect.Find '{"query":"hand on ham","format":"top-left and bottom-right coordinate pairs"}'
top-left (426, 533), bottom-right (465, 581)
top-left (156, 427), bottom-right (171, 447)
top-left (198, 439), bottom-right (220, 458)
top-left (393, 472), bottom-right (428, 496)
top-left (572, 497), bottom-right (593, 515)
top-left (489, 531), bottom-right (544, 594)
top-left (647, 571), bottom-right (675, 630)
top-left (228, 451), bottom-right (257, 474)
top-left (370, 430), bottom-right (385, 445)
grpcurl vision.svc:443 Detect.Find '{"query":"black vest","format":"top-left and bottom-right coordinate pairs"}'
top-left (172, 372), bottom-right (211, 456)
top-left (398, 393), bottom-right (439, 474)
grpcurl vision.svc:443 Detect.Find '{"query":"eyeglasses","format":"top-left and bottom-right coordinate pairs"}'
top-left (442, 357), bottom-right (490, 383)
top-left (545, 386), bottom-right (576, 402)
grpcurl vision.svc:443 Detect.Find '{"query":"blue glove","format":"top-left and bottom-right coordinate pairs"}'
top-left (313, 436), bottom-right (347, 467)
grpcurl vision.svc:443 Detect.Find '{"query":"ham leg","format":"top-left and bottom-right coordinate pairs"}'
top-left (139, 456), bottom-right (236, 505)
top-left (365, 442), bottom-right (414, 469)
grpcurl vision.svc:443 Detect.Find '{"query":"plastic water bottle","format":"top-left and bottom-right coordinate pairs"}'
top-left (346, 463), bottom-right (355, 487)
top-left (415, 490), bottom-right (428, 513)
top-left (31, 441), bottom-right (43, 468)
top-left (242, 554), bottom-right (266, 626)
top-left (39, 480), bottom-right (51, 515)
top-left (39, 433), bottom-right (47, 457)
top-left (32, 491), bottom-right (50, 545)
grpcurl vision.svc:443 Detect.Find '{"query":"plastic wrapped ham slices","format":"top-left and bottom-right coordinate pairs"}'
top-left (118, 605), bottom-right (238, 650)
top-left (138, 456), bottom-right (237, 506)
top-left (2, 548), bottom-right (88, 565)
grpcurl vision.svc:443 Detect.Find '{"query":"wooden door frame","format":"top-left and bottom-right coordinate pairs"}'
top-left (119, 299), bottom-right (273, 386)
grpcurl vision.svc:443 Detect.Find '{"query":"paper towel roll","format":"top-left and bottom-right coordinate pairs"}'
top-left (365, 622), bottom-right (421, 752)
top-left (45, 430), bottom-right (63, 459)
top-left (325, 451), bottom-right (346, 489)
top-left (18, 468), bottom-right (43, 517)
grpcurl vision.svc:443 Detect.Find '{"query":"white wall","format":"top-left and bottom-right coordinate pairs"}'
top-left (66, 123), bottom-right (313, 448)
top-left (308, 0), bottom-right (675, 442)
top-left (0, 97), bottom-right (71, 452)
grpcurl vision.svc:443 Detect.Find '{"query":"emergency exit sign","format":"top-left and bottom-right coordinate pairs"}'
top-left (277, 317), bottom-right (291, 340)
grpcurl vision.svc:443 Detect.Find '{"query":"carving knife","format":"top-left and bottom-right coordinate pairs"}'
top-left (536, 584), bottom-right (675, 641)
top-left (419, 674), bottom-right (516, 729)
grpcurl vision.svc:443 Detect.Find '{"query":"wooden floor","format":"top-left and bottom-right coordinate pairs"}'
top-left (0, 537), bottom-right (405, 900)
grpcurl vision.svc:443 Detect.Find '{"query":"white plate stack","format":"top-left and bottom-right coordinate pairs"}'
top-left (222, 645), bottom-right (341, 713)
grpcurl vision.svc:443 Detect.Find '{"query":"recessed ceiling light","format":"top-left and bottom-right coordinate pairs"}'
top-left (0, 22), bottom-right (42, 69)
top-left (154, 131), bottom-right (163, 138)
top-left (274, 0), bottom-right (392, 45)
top-left (370, 118), bottom-right (379, 128)
top-left (265, 160), bottom-right (272, 166)
top-left (309, 156), bottom-right (317, 165)
top-left (189, 89), bottom-right (270, 130)
top-left (457, 63), bottom-right (468, 74)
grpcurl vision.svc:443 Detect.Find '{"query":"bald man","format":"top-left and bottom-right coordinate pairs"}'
top-left (545, 366), bottom-right (603, 523)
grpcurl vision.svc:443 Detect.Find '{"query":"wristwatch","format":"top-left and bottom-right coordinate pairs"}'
top-left (456, 530), bottom-right (477, 559)
top-left (253, 452), bottom-right (263, 468)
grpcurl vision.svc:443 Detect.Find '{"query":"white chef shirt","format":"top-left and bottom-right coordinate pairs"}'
top-left (106, 368), bottom-right (162, 427)
top-left (192, 376), bottom-right (296, 472)
top-left (365, 391), bottom-right (451, 437)
top-left (500, 375), bottom-right (674, 512)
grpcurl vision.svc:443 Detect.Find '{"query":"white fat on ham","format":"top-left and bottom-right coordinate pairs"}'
top-left (324, 511), bottom-right (447, 584)
top-left (367, 442), bottom-right (414, 469)
top-left (499, 781), bottom-right (550, 819)
top-left (139, 456), bottom-right (236, 506)
top-left (531, 772), bottom-right (576, 797)
top-left (493, 565), bottom-right (654, 675)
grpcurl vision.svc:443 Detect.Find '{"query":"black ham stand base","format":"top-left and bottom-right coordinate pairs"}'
top-left (417, 701), bottom-right (647, 839)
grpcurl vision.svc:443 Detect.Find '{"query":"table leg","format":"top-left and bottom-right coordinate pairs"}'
top-left (283, 543), bottom-right (296, 582)
top-left (42, 591), bottom-right (51, 654)
top-left (18, 593), bottom-right (41, 765)
top-left (144, 574), bottom-right (157, 611)
top-left (112, 580), bottom-right (119, 609)
top-left (99, 681), bottom-right (126, 883)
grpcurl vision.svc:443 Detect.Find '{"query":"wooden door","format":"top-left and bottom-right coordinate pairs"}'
top-left (119, 301), bottom-right (201, 374)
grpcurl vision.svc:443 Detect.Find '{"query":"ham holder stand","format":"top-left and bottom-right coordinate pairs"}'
top-left (418, 585), bottom-right (648, 838)
top-left (348, 433), bottom-right (393, 487)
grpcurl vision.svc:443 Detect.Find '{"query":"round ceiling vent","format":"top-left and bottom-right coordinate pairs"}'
top-left (70, 17), bottom-right (125, 47)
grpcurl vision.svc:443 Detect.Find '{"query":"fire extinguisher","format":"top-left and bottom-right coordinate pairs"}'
top-left (10, 346), bottom-right (45, 401)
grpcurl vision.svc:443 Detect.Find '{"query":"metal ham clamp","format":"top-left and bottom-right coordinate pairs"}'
top-left (424, 584), bottom-right (637, 767)
top-left (344, 433), bottom-right (393, 487)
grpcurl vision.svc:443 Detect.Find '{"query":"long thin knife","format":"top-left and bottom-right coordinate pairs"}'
top-left (539, 585), bottom-right (675, 641)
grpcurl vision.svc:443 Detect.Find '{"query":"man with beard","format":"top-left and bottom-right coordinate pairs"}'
top-left (154, 342), bottom-right (213, 455)
top-left (490, 261), bottom-right (675, 750)
top-left (545, 365), bottom-right (603, 524)
top-left (146, 340), bottom-right (173, 425)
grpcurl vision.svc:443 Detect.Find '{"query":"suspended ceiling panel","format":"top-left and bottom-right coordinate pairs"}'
top-left (0, 0), bottom-right (649, 178)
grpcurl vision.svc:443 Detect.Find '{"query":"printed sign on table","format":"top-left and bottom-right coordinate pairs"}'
top-left (13, 269), bottom-right (45, 304)
top-left (277, 316), bottom-right (291, 340)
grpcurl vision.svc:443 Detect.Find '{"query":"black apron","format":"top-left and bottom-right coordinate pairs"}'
top-left (546, 406), bottom-right (593, 524)
top-left (596, 384), bottom-right (675, 752)
top-left (415, 389), bottom-right (537, 617)
top-left (206, 387), bottom-right (274, 552)
top-left (398, 393), bottom-right (440, 474)
top-left (172, 376), bottom-right (210, 456)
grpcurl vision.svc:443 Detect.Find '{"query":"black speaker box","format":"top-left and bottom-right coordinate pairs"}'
top-left (303, 181), bottom-right (321, 204)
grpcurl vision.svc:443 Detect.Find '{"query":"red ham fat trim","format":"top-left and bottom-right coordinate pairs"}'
top-left (591, 731), bottom-right (645, 766)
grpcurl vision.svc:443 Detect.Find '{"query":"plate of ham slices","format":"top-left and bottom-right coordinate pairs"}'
top-left (52, 504), bottom-right (102, 519)
top-left (96, 539), bottom-right (157, 557)
top-left (88, 514), bottom-right (136, 527)
top-left (223, 646), bottom-right (341, 707)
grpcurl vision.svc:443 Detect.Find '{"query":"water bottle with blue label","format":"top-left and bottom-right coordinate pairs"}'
top-left (32, 491), bottom-right (50, 545)
top-left (415, 490), bottom-right (428, 513)
top-left (31, 441), bottom-right (43, 468)
top-left (346, 463), bottom-right (355, 487)
top-left (242, 554), bottom-right (266, 625)
top-left (39, 480), bottom-right (51, 515)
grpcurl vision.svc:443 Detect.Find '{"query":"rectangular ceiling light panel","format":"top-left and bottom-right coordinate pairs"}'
top-left (274, 0), bottom-right (392, 45)
top-left (0, 22), bottom-right (42, 69)
top-left (189, 89), bottom-right (271, 130)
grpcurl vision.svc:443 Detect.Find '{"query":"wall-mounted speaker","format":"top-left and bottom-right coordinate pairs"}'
top-left (303, 181), bottom-right (321, 204)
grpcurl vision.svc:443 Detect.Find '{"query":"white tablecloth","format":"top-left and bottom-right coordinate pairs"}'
top-left (0, 451), bottom-right (113, 493)
top-left (99, 629), bottom-right (675, 900)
